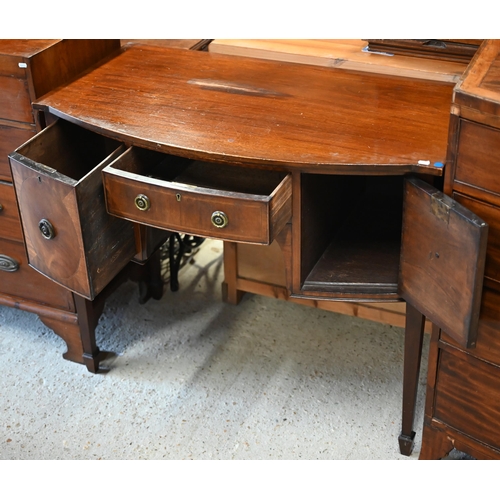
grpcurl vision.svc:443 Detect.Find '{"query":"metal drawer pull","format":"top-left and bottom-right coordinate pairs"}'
top-left (0, 203), bottom-right (3, 212)
top-left (39, 219), bottom-right (55, 240)
top-left (211, 211), bottom-right (228, 228)
top-left (0, 254), bottom-right (19, 272)
top-left (134, 194), bottom-right (151, 211)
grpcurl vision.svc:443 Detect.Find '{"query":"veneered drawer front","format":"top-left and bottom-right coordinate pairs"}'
top-left (0, 181), bottom-right (23, 241)
top-left (0, 237), bottom-right (74, 311)
top-left (441, 286), bottom-right (500, 367)
top-left (0, 75), bottom-right (33, 123)
top-left (454, 193), bottom-right (500, 287)
top-left (455, 120), bottom-right (500, 195)
top-left (103, 147), bottom-right (292, 245)
top-left (0, 124), bottom-right (36, 181)
top-left (434, 349), bottom-right (500, 450)
top-left (9, 119), bottom-right (136, 300)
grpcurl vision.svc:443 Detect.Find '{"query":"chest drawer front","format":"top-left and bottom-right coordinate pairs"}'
top-left (9, 119), bottom-right (137, 300)
top-left (434, 349), bottom-right (500, 450)
top-left (455, 120), bottom-right (500, 196)
top-left (454, 193), bottom-right (500, 288)
top-left (0, 237), bottom-right (74, 311)
top-left (0, 181), bottom-right (22, 241)
top-left (0, 75), bottom-right (33, 123)
top-left (0, 125), bottom-right (36, 181)
top-left (103, 147), bottom-right (292, 245)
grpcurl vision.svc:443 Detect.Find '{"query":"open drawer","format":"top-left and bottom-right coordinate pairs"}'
top-left (102, 147), bottom-right (292, 245)
top-left (9, 119), bottom-right (137, 300)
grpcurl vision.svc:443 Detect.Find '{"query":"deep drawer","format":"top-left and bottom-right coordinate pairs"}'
top-left (454, 193), bottom-right (500, 288)
top-left (434, 348), bottom-right (500, 451)
top-left (103, 147), bottom-right (292, 245)
top-left (0, 181), bottom-right (23, 241)
top-left (0, 124), bottom-right (35, 181)
top-left (0, 237), bottom-right (75, 311)
top-left (455, 119), bottom-right (500, 196)
top-left (9, 119), bottom-right (137, 300)
top-left (0, 75), bottom-right (33, 123)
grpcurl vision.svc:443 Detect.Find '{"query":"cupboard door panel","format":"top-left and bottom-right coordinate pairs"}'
top-left (399, 177), bottom-right (488, 348)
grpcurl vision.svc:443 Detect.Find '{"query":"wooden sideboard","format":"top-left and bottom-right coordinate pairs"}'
top-left (6, 43), bottom-right (493, 457)
top-left (420, 40), bottom-right (500, 460)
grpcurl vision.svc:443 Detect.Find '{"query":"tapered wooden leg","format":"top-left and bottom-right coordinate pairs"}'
top-left (222, 241), bottom-right (245, 305)
top-left (73, 293), bottom-right (109, 374)
top-left (399, 303), bottom-right (426, 456)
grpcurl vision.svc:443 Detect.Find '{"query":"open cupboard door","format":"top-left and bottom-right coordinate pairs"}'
top-left (399, 177), bottom-right (488, 349)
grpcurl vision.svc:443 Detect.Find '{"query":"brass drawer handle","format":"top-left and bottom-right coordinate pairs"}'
top-left (39, 219), bottom-right (55, 240)
top-left (135, 194), bottom-right (151, 211)
top-left (0, 254), bottom-right (19, 272)
top-left (211, 211), bottom-right (228, 228)
top-left (0, 203), bottom-right (3, 212)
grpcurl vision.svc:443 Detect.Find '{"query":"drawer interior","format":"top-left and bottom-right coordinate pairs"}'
top-left (109, 146), bottom-right (289, 197)
top-left (300, 174), bottom-right (404, 296)
top-left (16, 119), bottom-right (122, 181)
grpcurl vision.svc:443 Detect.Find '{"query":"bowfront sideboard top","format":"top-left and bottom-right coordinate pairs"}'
top-left (34, 44), bottom-right (454, 175)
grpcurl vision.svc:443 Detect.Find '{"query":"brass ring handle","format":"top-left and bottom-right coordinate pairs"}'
top-left (211, 211), bottom-right (228, 228)
top-left (0, 254), bottom-right (19, 272)
top-left (39, 219), bottom-right (55, 240)
top-left (134, 194), bottom-right (151, 211)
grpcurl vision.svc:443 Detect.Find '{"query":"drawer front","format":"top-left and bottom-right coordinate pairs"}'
top-left (0, 124), bottom-right (36, 181)
top-left (433, 349), bottom-right (500, 450)
top-left (103, 150), bottom-right (292, 245)
top-left (0, 181), bottom-right (23, 241)
top-left (455, 120), bottom-right (500, 195)
top-left (441, 286), bottom-right (500, 367)
top-left (454, 193), bottom-right (500, 287)
top-left (0, 237), bottom-right (74, 311)
top-left (0, 75), bottom-right (33, 123)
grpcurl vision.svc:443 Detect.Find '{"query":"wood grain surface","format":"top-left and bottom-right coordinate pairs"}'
top-left (34, 44), bottom-right (453, 175)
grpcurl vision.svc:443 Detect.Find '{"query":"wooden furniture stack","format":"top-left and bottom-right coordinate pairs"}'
top-left (420, 39), bottom-right (500, 460)
top-left (0, 40), bottom-right (121, 367)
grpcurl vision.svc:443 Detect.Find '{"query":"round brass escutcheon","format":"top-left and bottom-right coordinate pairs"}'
top-left (134, 194), bottom-right (151, 211)
top-left (39, 219), bottom-right (55, 240)
top-left (211, 211), bottom-right (228, 229)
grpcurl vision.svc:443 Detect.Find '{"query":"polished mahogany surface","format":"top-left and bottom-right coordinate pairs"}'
top-left (35, 44), bottom-right (453, 174)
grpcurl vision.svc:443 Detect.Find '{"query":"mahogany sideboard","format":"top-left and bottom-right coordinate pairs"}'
top-left (5, 42), bottom-right (494, 458)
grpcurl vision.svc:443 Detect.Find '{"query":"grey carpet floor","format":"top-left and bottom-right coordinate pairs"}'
top-left (0, 239), bottom-right (432, 460)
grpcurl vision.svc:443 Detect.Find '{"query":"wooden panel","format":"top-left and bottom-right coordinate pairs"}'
top-left (0, 181), bottom-right (22, 241)
top-left (441, 286), bottom-right (500, 367)
top-left (0, 76), bottom-right (32, 123)
top-left (103, 147), bottom-right (292, 245)
top-left (454, 40), bottom-right (500, 117)
top-left (0, 237), bottom-right (74, 311)
top-left (34, 44), bottom-right (453, 175)
top-left (0, 124), bottom-right (36, 181)
top-left (399, 177), bottom-right (488, 348)
top-left (28, 39), bottom-right (120, 100)
top-left (209, 39), bottom-right (467, 83)
top-left (433, 348), bottom-right (500, 450)
top-left (454, 193), bottom-right (500, 288)
top-left (9, 119), bottom-right (136, 300)
top-left (455, 120), bottom-right (500, 196)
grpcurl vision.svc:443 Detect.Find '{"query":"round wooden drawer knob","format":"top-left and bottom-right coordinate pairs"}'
top-left (39, 219), bottom-right (55, 240)
top-left (211, 211), bottom-right (228, 228)
top-left (134, 194), bottom-right (151, 211)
